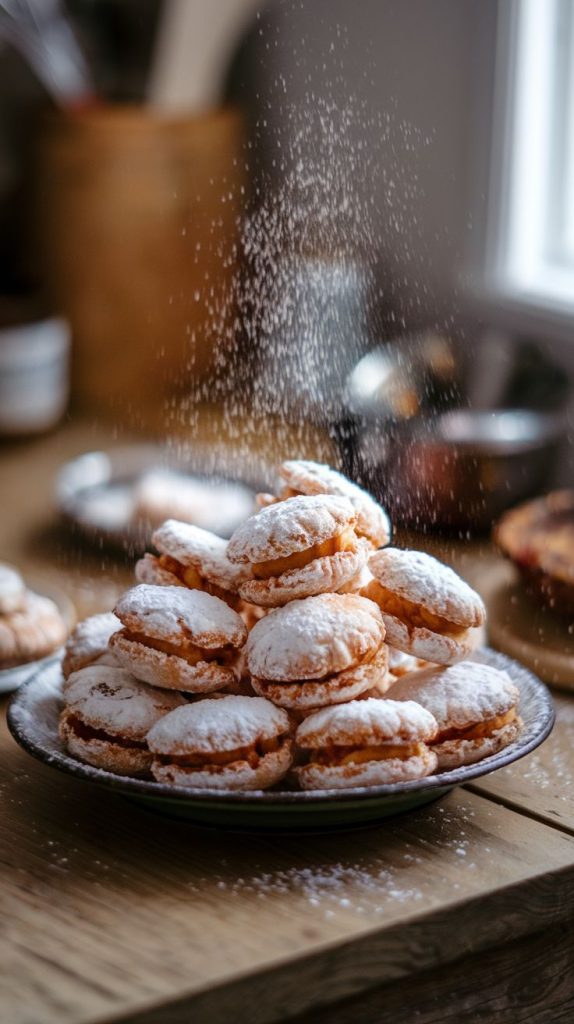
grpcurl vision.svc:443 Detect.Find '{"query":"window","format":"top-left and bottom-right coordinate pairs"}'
top-left (487, 0), bottom-right (574, 319)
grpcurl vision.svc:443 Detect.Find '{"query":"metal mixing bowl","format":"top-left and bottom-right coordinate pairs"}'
top-left (338, 334), bottom-right (570, 533)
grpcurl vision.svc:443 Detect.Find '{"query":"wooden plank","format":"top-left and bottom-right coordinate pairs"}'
top-left (286, 920), bottom-right (574, 1024)
top-left (470, 693), bottom-right (574, 834)
top-left (1, 706), bottom-right (574, 1024)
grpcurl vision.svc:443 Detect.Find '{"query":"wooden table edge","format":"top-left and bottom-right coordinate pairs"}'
top-left (82, 860), bottom-right (574, 1024)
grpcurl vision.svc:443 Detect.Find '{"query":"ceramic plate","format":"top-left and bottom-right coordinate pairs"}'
top-left (7, 648), bottom-right (554, 830)
top-left (56, 445), bottom-right (265, 554)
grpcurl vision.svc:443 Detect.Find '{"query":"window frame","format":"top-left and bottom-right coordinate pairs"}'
top-left (482, 0), bottom-right (574, 337)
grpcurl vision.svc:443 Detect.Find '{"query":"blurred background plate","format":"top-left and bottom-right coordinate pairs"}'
top-left (56, 444), bottom-right (262, 555)
top-left (7, 647), bottom-right (555, 831)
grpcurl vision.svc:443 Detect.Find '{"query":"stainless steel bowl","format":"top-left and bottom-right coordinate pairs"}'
top-left (339, 335), bottom-right (570, 533)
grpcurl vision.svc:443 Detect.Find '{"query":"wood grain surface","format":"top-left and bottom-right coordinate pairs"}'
top-left (288, 920), bottom-right (574, 1024)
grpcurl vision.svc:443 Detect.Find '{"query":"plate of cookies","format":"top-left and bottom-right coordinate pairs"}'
top-left (8, 460), bottom-right (555, 830)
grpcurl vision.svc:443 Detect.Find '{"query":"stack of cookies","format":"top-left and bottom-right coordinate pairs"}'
top-left (58, 459), bottom-right (522, 792)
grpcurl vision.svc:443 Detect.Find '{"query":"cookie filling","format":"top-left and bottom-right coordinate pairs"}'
top-left (364, 580), bottom-right (467, 635)
top-left (254, 644), bottom-right (384, 693)
top-left (435, 708), bottom-right (517, 744)
top-left (157, 554), bottom-right (239, 608)
top-left (155, 733), bottom-right (289, 771)
top-left (63, 711), bottom-right (148, 750)
top-left (303, 741), bottom-right (427, 767)
top-left (251, 528), bottom-right (357, 579)
top-left (119, 628), bottom-right (237, 667)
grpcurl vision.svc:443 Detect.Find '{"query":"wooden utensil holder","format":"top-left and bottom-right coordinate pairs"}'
top-left (34, 106), bottom-right (246, 426)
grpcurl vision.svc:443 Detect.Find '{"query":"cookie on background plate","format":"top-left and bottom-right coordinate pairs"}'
top-left (228, 494), bottom-right (369, 608)
top-left (247, 593), bottom-right (388, 710)
top-left (363, 548), bottom-right (485, 665)
top-left (388, 661), bottom-right (522, 769)
top-left (110, 584), bottom-right (247, 693)
top-left (60, 665), bottom-right (185, 776)
top-left (0, 591), bottom-right (68, 669)
top-left (147, 694), bottom-right (293, 789)
top-left (295, 698), bottom-right (438, 790)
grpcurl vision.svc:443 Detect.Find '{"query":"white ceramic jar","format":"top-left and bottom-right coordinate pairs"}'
top-left (0, 317), bottom-right (70, 435)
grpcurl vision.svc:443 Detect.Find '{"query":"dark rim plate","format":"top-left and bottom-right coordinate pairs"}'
top-left (7, 648), bottom-right (554, 813)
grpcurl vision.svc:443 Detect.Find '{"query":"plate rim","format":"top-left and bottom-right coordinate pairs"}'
top-left (7, 648), bottom-right (555, 808)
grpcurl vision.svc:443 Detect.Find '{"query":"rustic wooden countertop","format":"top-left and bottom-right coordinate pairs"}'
top-left (1, 418), bottom-right (574, 1024)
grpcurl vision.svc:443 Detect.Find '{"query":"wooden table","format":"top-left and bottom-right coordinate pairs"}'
top-left (1, 419), bottom-right (574, 1024)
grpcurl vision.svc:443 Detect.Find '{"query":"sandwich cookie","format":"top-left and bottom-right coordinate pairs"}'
top-left (147, 694), bottom-right (293, 789)
top-left (138, 519), bottom-right (247, 609)
top-left (388, 661), bottom-right (522, 769)
top-left (227, 494), bottom-right (368, 608)
top-left (295, 698), bottom-right (438, 790)
top-left (363, 548), bottom-right (485, 665)
top-left (59, 665), bottom-right (185, 776)
top-left (0, 591), bottom-right (67, 669)
top-left (277, 460), bottom-right (391, 548)
top-left (0, 563), bottom-right (26, 614)
top-left (246, 593), bottom-right (388, 710)
top-left (110, 584), bottom-right (247, 693)
top-left (62, 612), bottom-right (120, 680)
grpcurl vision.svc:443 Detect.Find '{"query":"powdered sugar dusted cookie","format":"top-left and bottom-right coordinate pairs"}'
top-left (279, 460), bottom-right (391, 548)
top-left (147, 519), bottom-right (247, 608)
top-left (388, 661), bottom-right (522, 769)
top-left (62, 612), bottom-right (120, 679)
top-left (0, 591), bottom-right (67, 669)
top-left (228, 494), bottom-right (368, 607)
top-left (295, 697), bottom-right (438, 789)
top-left (246, 593), bottom-right (389, 709)
top-left (248, 593), bottom-right (384, 681)
top-left (363, 548), bottom-right (485, 665)
top-left (59, 664), bottom-right (185, 776)
top-left (110, 584), bottom-right (247, 693)
top-left (0, 563), bottom-right (26, 614)
top-left (147, 694), bottom-right (293, 789)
